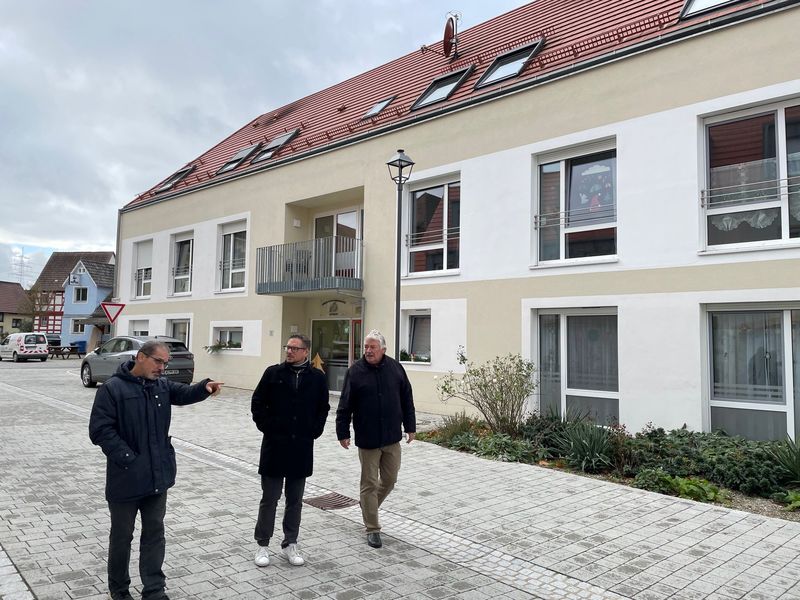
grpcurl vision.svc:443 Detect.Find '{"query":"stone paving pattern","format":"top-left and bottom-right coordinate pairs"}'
top-left (1, 360), bottom-right (799, 599)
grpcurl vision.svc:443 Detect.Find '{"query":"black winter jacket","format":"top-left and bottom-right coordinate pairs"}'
top-left (336, 355), bottom-right (415, 449)
top-left (88, 360), bottom-right (211, 502)
top-left (251, 361), bottom-right (330, 478)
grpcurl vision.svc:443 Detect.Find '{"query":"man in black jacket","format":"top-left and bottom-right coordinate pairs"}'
top-left (336, 329), bottom-right (415, 549)
top-left (89, 340), bottom-right (223, 600)
top-left (251, 334), bottom-right (329, 568)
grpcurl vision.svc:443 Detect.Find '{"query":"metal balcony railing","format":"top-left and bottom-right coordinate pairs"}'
top-left (255, 235), bottom-right (363, 294)
top-left (700, 177), bottom-right (800, 209)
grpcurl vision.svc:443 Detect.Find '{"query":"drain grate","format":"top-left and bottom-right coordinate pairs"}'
top-left (303, 492), bottom-right (359, 510)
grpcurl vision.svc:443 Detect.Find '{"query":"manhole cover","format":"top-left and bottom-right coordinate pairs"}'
top-left (303, 492), bottom-right (359, 510)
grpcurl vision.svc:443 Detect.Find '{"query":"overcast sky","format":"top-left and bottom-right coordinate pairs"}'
top-left (0, 0), bottom-right (530, 288)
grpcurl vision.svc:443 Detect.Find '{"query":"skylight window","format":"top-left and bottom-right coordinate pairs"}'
top-left (411, 66), bottom-right (474, 111)
top-left (251, 128), bottom-right (300, 163)
top-left (474, 39), bottom-right (545, 89)
top-left (680, 0), bottom-right (744, 18)
top-left (216, 144), bottom-right (261, 175)
top-left (363, 96), bottom-right (395, 119)
top-left (154, 166), bottom-right (195, 193)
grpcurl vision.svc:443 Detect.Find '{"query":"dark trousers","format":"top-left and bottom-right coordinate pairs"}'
top-left (107, 491), bottom-right (168, 599)
top-left (254, 476), bottom-right (305, 548)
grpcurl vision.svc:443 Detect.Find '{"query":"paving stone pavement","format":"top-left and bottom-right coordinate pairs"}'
top-left (1, 360), bottom-right (800, 599)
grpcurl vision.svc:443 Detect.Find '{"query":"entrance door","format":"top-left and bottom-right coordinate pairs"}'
top-left (311, 318), bottom-right (361, 392)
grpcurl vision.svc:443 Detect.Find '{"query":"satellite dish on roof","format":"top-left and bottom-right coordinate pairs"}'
top-left (443, 13), bottom-right (459, 59)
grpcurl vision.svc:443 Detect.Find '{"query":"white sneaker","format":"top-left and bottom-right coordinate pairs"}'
top-left (254, 545), bottom-right (270, 567)
top-left (282, 543), bottom-right (305, 566)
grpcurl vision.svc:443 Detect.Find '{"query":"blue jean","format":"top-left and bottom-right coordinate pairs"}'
top-left (107, 491), bottom-right (167, 599)
top-left (254, 476), bottom-right (305, 548)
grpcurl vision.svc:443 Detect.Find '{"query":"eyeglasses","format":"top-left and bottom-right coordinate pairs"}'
top-left (284, 345), bottom-right (307, 352)
top-left (143, 353), bottom-right (170, 367)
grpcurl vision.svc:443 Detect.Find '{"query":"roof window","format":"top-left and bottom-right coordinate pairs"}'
top-left (216, 144), bottom-right (261, 175)
top-left (154, 166), bottom-right (195, 193)
top-left (474, 39), bottom-right (545, 89)
top-left (411, 66), bottom-right (474, 111)
top-left (251, 129), bottom-right (300, 163)
top-left (680, 0), bottom-right (744, 18)
top-left (363, 96), bottom-right (395, 119)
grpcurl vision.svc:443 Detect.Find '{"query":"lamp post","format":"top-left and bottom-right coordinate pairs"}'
top-left (386, 149), bottom-right (415, 359)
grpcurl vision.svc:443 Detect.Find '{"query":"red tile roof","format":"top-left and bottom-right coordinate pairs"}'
top-left (0, 281), bottom-right (29, 314)
top-left (126, 0), bottom-right (783, 209)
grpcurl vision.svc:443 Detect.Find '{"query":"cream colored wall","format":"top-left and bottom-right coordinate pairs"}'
top-left (116, 8), bottom-right (800, 399)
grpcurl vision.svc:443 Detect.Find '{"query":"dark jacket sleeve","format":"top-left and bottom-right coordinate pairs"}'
top-left (88, 383), bottom-right (136, 468)
top-left (314, 369), bottom-right (330, 439)
top-left (251, 368), bottom-right (271, 433)
top-left (335, 368), bottom-right (353, 440)
top-left (398, 363), bottom-right (416, 434)
top-left (166, 378), bottom-right (211, 406)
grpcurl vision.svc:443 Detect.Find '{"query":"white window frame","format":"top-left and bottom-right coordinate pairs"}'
top-left (168, 318), bottom-right (191, 346)
top-left (536, 307), bottom-right (619, 420)
top-left (71, 319), bottom-right (85, 334)
top-left (218, 221), bottom-right (247, 291)
top-left (129, 320), bottom-right (149, 336)
top-left (171, 233), bottom-right (193, 296)
top-left (401, 310), bottom-right (431, 363)
top-left (73, 287), bottom-right (88, 303)
top-left (211, 326), bottom-right (243, 350)
top-left (700, 100), bottom-right (800, 252)
top-left (706, 304), bottom-right (797, 440)
top-left (407, 179), bottom-right (460, 275)
top-left (534, 139), bottom-right (618, 266)
top-left (133, 240), bottom-right (153, 299)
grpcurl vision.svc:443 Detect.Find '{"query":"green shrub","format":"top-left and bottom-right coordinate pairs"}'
top-left (673, 477), bottom-right (728, 503)
top-left (633, 467), bottom-right (676, 495)
top-left (769, 438), bottom-right (800, 485)
top-left (448, 430), bottom-right (481, 452)
top-left (554, 421), bottom-right (612, 473)
top-left (475, 433), bottom-right (536, 463)
top-left (774, 489), bottom-right (800, 511)
top-left (437, 350), bottom-right (536, 435)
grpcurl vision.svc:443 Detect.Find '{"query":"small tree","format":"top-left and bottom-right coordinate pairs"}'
top-left (436, 348), bottom-right (536, 434)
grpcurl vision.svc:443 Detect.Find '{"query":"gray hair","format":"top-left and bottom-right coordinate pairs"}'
top-left (364, 329), bottom-right (386, 349)
top-left (288, 333), bottom-right (310, 349)
top-left (139, 340), bottom-right (169, 357)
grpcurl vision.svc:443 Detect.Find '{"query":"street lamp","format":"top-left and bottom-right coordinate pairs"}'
top-left (386, 149), bottom-right (415, 359)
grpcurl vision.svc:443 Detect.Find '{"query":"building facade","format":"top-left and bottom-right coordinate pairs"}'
top-left (116, 0), bottom-right (800, 440)
top-left (60, 260), bottom-right (115, 350)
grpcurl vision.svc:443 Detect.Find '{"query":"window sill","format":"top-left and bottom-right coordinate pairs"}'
top-left (699, 239), bottom-right (800, 256)
top-left (214, 287), bottom-right (247, 295)
top-left (131, 296), bottom-right (152, 301)
top-left (168, 292), bottom-right (192, 298)
top-left (401, 360), bottom-right (432, 367)
top-left (404, 269), bottom-right (460, 280)
top-left (529, 256), bottom-right (618, 270)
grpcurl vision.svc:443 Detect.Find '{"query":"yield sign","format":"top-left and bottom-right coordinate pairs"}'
top-left (100, 302), bottom-right (126, 324)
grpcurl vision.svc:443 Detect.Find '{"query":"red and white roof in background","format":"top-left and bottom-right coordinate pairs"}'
top-left (126, 0), bottom-right (788, 209)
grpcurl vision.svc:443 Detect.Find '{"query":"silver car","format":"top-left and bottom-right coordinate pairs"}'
top-left (80, 335), bottom-right (194, 387)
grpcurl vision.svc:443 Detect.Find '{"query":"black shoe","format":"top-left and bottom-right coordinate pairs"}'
top-left (367, 532), bottom-right (382, 548)
top-left (110, 593), bottom-right (134, 600)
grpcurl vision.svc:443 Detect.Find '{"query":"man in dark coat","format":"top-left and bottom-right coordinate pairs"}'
top-left (251, 333), bottom-right (329, 567)
top-left (336, 329), bottom-right (415, 549)
top-left (89, 340), bottom-right (223, 600)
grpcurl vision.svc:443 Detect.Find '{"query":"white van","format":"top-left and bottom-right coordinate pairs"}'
top-left (0, 332), bottom-right (49, 362)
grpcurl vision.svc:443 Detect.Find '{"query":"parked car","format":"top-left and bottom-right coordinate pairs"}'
top-left (45, 334), bottom-right (61, 347)
top-left (80, 335), bottom-right (194, 387)
top-left (0, 332), bottom-right (49, 362)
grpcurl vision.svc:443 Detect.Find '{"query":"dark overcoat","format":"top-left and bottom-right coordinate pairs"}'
top-left (336, 355), bottom-right (416, 449)
top-left (88, 360), bottom-right (211, 502)
top-left (251, 361), bottom-right (330, 478)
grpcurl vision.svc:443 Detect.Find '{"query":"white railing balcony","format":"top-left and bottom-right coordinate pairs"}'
top-left (255, 236), bottom-right (363, 295)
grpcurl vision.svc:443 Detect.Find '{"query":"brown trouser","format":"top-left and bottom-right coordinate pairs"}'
top-left (357, 442), bottom-right (401, 532)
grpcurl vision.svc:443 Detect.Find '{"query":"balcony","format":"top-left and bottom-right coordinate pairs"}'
top-left (256, 235), bottom-right (363, 295)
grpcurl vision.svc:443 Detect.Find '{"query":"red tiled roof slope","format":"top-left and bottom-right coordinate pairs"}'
top-left (127, 0), bottom-right (781, 208)
top-left (0, 281), bottom-right (28, 313)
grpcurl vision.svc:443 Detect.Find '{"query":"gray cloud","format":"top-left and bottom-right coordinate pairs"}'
top-left (0, 0), bottom-right (528, 284)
